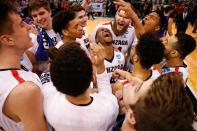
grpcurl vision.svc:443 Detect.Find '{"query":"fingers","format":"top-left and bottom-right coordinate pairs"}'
top-left (90, 42), bottom-right (105, 66)
top-left (113, 69), bottom-right (132, 80)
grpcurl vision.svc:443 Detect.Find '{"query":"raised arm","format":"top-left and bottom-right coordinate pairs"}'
top-left (114, 0), bottom-right (145, 38)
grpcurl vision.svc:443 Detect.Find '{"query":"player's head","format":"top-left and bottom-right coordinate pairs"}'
top-left (50, 43), bottom-right (93, 97)
top-left (142, 11), bottom-right (165, 33)
top-left (114, 9), bottom-right (131, 33)
top-left (125, 72), bottom-right (194, 131)
top-left (164, 5), bottom-right (175, 14)
top-left (52, 10), bottom-right (83, 40)
top-left (163, 33), bottom-right (196, 60)
top-left (72, 4), bottom-right (88, 27)
top-left (130, 32), bottom-right (164, 69)
top-left (28, 0), bottom-right (52, 29)
top-left (95, 27), bottom-right (113, 46)
top-left (0, 1), bottom-right (32, 53)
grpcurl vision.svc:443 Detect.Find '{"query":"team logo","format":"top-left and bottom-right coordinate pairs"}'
top-left (116, 54), bottom-right (121, 59)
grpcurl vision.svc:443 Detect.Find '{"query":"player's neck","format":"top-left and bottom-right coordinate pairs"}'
top-left (44, 18), bottom-right (53, 30)
top-left (0, 49), bottom-right (21, 69)
top-left (121, 119), bottom-right (137, 131)
top-left (65, 89), bottom-right (92, 106)
top-left (132, 65), bottom-right (151, 81)
top-left (166, 58), bottom-right (184, 67)
top-left (104, 45), bottom-right (114, 60)
top-left (63, 37), bottom-right (76, 45)
top-left (112, 21), bottom-right (125, 36)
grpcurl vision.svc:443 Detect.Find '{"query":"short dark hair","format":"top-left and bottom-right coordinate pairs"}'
top-left (174, 33), bottom-right (196, 59)
top-left (154, 10), bottom-right (166, 30)
top-left (133, 72), bottom-right (195, 131)
top-left (52, 10), bottom-right (75, 35)
top-left (50, 43), bottom-right (93, 97)
top-left (136, 32), bottom-right (164, 69)
top-left (0, 1), bottom-right (17, 36)
top-left (28, 0), bottom-right (50, 13)
top-left (71, 4), bottom-right (85, 12)
top-left (164, 5), bottom-right (175, 13)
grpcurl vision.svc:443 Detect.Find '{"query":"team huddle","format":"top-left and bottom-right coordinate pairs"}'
top-left (0, 0), bottom-right (196, 131)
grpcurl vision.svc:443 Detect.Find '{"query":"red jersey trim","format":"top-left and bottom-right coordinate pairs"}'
top-left (175, 67), bottom-right (179, 72)
top-left (121, 80), bottom-right (129, 85)
top-left (11, 70), bottom-right (25, 83)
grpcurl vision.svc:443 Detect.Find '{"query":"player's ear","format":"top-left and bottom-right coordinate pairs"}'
top-left (126, 108), bottom-right (136, 125)
top-left (62, 29), bottom-right (69, 37)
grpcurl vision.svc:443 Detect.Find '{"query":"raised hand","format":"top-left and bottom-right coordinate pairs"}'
top-left (90, 42), bottom-right (106, 74)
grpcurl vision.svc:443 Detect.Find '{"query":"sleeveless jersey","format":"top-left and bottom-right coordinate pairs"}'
top-left (118, 68), bottom-right (161, 87)
top-left (0, 69), bottom-right (41, 131)
top-left (161, 63), bottom-right (188, 83)
top-left (56, 40), bottom-right (90, 57)
top-left (104, 49), bottom-right (125, 83)
top-left (92, 21), bottom-right (138, 55)
top-left (20, 53), bottom-right (33, 71)
top-left (40, 70), bottom-right (119, 131)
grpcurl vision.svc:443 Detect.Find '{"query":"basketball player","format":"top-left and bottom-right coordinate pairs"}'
top-left (0, 1), bottom-right (48, 131)
top-left (114, 0), bottom-right (166, 38)
top-left (95, 27), bottom-right (125, 84)
top-left (28, 0), bottom-right (62, 73)
top-left (73, 4), bottom-right (90, 55)
top-left (161, 33), bottom-right (197, 115)
top-left (92, 9), bottom-right (138, 55)
top-left (40, 43), bottom-right (119, 131)
top-left (113, 71), bottom-right (195, 131)
top-left (52, 9), bottom-right (83, 49)
top-left (112, 32), bottom-right (164, 112)
top-left (162, 33), bottom-right (196, 83)
top-left (92, 7), bottom-right (138, 68)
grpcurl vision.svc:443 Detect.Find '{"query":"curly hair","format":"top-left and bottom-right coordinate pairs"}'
top-left (50, 43), bottom-right (93, 97)
top-left (136, 32), bottom-right (164, 69)
top-left (133, 72), bottom-right (195, 131)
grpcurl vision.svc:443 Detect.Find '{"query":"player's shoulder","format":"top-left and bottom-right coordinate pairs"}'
top-left (101, 21), bottom-right (112, 26)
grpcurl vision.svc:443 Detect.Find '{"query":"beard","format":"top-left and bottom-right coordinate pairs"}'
top-left (164, 52), bottom-right (171, 60)
top-left (113, 20), bottom-right (128, 35)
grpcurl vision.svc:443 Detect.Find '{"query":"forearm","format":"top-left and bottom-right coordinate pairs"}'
top-left (96, 69), bottom-right (112, 93)
top-left (130, 13), bottom-right (145, 38)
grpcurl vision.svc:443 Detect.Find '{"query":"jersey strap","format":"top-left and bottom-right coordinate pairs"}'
top-left (11, 70), bottom-right (25, 83)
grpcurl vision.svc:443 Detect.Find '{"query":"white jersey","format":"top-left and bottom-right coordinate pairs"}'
top-left (76, 27), bottom-right (90, 56)
top-left (46, 29), bottom-right (62, 46)
top-left (56, 40), bottom-right (90, 57)
top-left (104, 49), bottom-right (125, 83)
top-left (146, 68), bottom-right (161, 81)
top-left (40, 70), bottom-right (119, 131)
top-left (20, 53), bottom-right (33, 71)
top-left (92, 21), bottom-right (138, 55)
top-left (119, 68), bottom-right (160, 87)
top-left (0, 69), bottom-right (41, 131)
top-left (28, 33), bottom-right (39, 54)
top-left (161, 63), bottom-right (188, 83)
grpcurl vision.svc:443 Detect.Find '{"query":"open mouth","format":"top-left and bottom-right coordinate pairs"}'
top-left (118, 23), bottom-right (124, 27)
top-left (104, 32), bottom-right (111, 38)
